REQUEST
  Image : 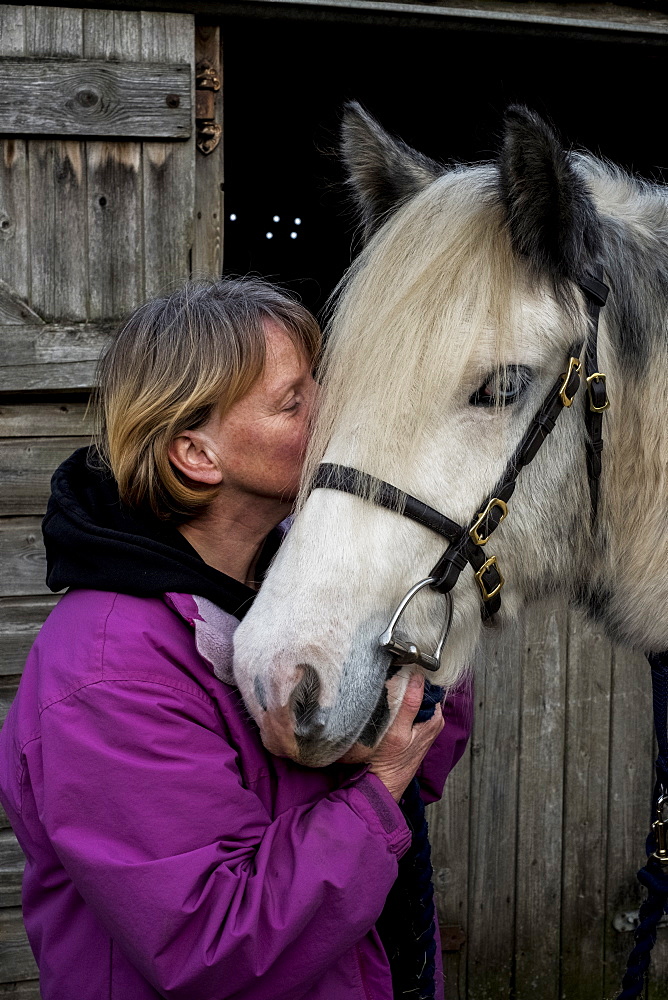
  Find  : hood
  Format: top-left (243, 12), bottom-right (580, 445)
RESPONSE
top-left (42, 447), bottom-right (283, 621)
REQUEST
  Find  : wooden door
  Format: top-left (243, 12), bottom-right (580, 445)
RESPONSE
top-left (0, 7), bottom-right (222, 993)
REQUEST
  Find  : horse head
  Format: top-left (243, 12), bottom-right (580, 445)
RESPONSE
top-left (233, 104), bottom-right (668, 766)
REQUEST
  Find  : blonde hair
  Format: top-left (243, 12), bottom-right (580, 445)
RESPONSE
top-left (95, 277), bottom-right (321, 521)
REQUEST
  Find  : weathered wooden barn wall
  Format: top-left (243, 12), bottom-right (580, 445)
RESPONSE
top-left (0, 4), bottom-right (664, 999)
top-left (430, 608), bottom-right (658, 999)
top-left (0, 6), bottom-right (223, 994)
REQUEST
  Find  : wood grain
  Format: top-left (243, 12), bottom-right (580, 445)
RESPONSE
top-left (0, 437), bottom-right (89, 515)
top-left (560, 612), bottom-right (612, 999)
top-left (0, 10), bottom-right (29, 306)
top-left (0, 58), bottom-right (191, 140)
top-left (0, 401), bottom-right (93, 438)
top-left (0, 908), bottom-right (38, 983)
top-left (0, 518), bottom-right (51, 598)
top-left (26, 8), bottom-right (86, 323)
top-left (84, 9), bottom-right (144, 318)
top-left (467, 621), bottom-right (522, 1000)
top-left (0, 323), bottom-right (113, 391)
top-left (0, 596), bottom-right (60, 676)
top-left (0, 979), bottom-right (41, 997)
top-left (141, 12), bottom-right (195, 297)
top-left (0, 832), bottom-right (24, 909)
top-left (514, 603), bottom-right (567, 1000)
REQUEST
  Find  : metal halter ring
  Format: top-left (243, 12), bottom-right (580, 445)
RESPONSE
top-left (378, 578), bottom-right (453, 673)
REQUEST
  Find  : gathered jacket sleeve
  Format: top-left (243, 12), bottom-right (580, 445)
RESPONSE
top-left (418, 678), bottom-right (473, 804)
top-left (32, 677), bottom-right (411, 1000)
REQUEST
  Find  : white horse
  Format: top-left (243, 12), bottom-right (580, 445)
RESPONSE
top-left (233, 104), bottom-right (668, 767)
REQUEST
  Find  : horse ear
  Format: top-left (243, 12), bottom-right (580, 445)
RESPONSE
top-left (341, 101), bottom-right (443, 241)
top-left (499, 105), bottom-right (601, 285)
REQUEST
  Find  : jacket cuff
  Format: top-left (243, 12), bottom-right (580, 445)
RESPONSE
top-left (344, 773), bottom-right (412, 859)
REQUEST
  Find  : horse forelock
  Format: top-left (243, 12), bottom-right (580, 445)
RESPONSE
top-left (300, 165), bottom-right (581, 505)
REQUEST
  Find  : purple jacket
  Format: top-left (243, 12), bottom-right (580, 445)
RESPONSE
top-left (0, 586), bottom-right (472, 1000)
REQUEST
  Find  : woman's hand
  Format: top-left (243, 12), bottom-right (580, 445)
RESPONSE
top-left (369, 673), bottom-right (444, 802)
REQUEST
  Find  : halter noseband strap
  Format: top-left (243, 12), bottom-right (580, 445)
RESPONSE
top-left (311, 269), bottom-right (610, 628)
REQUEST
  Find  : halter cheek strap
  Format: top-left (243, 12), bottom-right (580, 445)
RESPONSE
top-left (311, 269), bottom-right (610, 621)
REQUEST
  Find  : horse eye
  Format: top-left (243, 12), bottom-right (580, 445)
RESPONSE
top-left (469, 365), bottom-right (532, 407)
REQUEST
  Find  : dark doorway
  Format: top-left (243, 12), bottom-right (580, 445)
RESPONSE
top-left (222, 16), bottom-right (667, 317)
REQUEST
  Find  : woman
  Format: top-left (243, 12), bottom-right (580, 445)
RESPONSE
top-left (0, 277), bottom-right (471, 1000)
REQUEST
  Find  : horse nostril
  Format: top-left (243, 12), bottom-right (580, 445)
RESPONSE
top-left (291, 663), bottom-right (322, 732)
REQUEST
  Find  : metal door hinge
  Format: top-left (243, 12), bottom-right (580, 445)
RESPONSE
top-left (440, 924), bottom-right (466, 952)
top-left (195, 60), bottom-right (221, 155)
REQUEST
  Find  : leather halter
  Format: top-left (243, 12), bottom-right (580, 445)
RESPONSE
top-left (310, 270), bottom-right (609, 669)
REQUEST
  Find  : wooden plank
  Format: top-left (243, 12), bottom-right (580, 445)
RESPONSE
top-left (0, 285), bottom-right (43, 328)
top-left (193, 22), bottom-right (223, 278)
top-left (26, 8), bottom-right (86, 323)
top-left (0, 807), bottom-right (12, 834)
top-left (0, 437), bottom-right (89, 515)
top-left (514, 602), bottom-right (567, 1000)
top-left (141, 12), bottom-right (195, 297)
top-left (603, 646), bottom-right (654, 998)
top-left (0, 677), bottom-right (20, 729)
top-left (0, 323), bottom-right (113, 391)
top-left (0, 401), bottom-right (92, 438)
top-left (0, 832), bottom-right (25, 909)
top-left (428, 736), bottom-right (471, 1000)
top-left (0, 324), bottom-right (112, 366)
top-left (0, 58), bottom-right (191, 140)
top-left (0, 596), bottom-right (60, 676)
top-left (560, 611), bottom-right (612, 999)
top-left (84, 9), bottom-right (143, 319)
top-left (0, 519), bottom-right (51, 598)
top-left (0, 9), bottom-right (29, 305)
top-left (0, 364), bottom-right (99, 393)
top-left (0, 980), bottom-right (41, 998)
top-left (467, 620), bottom-right (522, 1000)
top-left (0, 908), bottom-right (38, 983)
top-left (25, 6), bottom-right (83, 58)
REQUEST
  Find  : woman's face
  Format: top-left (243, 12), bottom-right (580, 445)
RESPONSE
top-left (203, 320), bottom-right (318, 503)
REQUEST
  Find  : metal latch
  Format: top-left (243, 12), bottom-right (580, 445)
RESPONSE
top-left (195, 60), bottom-right (221, 155)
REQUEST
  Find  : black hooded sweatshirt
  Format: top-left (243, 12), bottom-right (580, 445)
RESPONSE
top-left (42, 447), bottom-right (283, 621)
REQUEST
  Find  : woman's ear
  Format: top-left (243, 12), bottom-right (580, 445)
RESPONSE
top-left (168, 431), bottom-right (224, 485)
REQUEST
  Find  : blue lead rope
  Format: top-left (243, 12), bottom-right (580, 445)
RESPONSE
top-left (617, 651), bottom-right (668, 999)
top-left (376, 680), bottom-right (444, 1000)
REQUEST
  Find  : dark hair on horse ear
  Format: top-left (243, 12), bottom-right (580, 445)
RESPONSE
top-left (498, 105), bottom-right (602, 293)
top-left (340, 101), bottom-right (443, 243)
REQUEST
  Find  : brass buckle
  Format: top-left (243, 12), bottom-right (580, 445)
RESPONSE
top-left (559, 356), bottom-right (582, 407)
top-left (469, 498), bottom-right (508, 546)
top-left (586, 372), bottom-right (610, 413)
top-left (474, 555), bottom-right (505, 601)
